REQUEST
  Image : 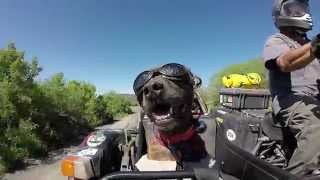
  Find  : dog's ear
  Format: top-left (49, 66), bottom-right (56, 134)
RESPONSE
top-left (136, 94), bottom-right (143, 106)
top-left (185, 68), bottom-right (201, 89)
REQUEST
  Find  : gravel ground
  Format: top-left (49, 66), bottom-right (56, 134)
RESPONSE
top-left (2, 109), bottom-right (140, 180)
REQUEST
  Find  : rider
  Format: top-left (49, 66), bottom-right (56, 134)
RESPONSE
top-left (262, 0), bottom-right (320, 176)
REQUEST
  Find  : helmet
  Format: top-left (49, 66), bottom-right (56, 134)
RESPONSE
top-left (272, 0), bottom-right (313, 31)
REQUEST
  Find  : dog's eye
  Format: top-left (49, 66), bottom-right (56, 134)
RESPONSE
top-left (152, 83), bottom-right (163, 91)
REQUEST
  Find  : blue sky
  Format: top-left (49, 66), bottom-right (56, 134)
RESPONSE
top-left (1, 0), bottom-right (320, 94)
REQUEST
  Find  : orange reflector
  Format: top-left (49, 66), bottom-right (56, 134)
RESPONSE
top-left (61, 156), bottom-right (79, 177)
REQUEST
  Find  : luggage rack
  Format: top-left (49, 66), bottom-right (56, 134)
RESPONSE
top-left (219, 88), bottom-right (271, 110)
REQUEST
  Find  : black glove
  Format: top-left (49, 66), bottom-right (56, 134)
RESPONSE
top-left (311, 34), bottom-right (320, 59)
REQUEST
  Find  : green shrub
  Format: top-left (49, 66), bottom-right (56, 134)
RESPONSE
top-left (103, 91), bottom-right (133, 118)
top-left (0, 43), bottom-right (134, 173)
top-left (0, 160), bottom-right (6, 177)
top-left (0, 43), bottom-right (44, 171)
top-left (0, 120), bottom-right (45, 171)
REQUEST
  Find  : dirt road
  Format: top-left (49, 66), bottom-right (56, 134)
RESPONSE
top-left (3, 111), bottom-right (140, 180)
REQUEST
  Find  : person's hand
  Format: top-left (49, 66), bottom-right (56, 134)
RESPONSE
top-left (311, 34), bottom-right (320, 59)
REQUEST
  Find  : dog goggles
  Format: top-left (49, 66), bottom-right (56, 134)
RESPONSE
top-left (133, 63), bottom-right (193, 96)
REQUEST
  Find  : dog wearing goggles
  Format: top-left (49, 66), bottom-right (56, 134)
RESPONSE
top-left (133, 63), bottom-right (207, 165)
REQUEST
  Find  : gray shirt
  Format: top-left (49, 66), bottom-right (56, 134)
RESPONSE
top-left (262, 33), bottom-right (320, 114)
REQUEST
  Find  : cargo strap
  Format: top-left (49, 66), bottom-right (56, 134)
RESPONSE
top-left (120, 132), bottom-right (136, 171)
top-left (120, 144), bottom-right (131, 171)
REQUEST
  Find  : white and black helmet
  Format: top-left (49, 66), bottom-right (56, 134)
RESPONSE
top-left (272, 0), bottom-right (313, 31)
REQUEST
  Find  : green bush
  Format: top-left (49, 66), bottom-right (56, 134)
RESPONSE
top-left (103, 91), bottom-right (133, 118)
top-left (0, 44), bottom-right (98, 172)
top-left (0, 43), bottom-right (134, 173)
top-left (0, 43), bottom-right (45, 172)
top-left (0, 120), bottom-right (45, 171)
top-left (38, 74), bottom-right (102, 128)
top-left (0, 160), bottom-right (5, 177)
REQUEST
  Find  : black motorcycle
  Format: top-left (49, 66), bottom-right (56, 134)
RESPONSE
top-left (214, 88), bottom-right (320, 179)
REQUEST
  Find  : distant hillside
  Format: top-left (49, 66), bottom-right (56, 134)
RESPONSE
top-left (120, 94), bottom-right (138, 105)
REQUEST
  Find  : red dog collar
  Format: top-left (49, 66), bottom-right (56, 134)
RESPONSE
top-left (157, 126), bottom-right (196, 145)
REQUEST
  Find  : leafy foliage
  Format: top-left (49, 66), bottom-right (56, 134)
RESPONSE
top-left (119, 94), bottom-right (138, 106)
top-left (103, 91), bottom-right (133, 118)
top-left (0, 43), bottom-right (133, 173)
top-left (207, 59), bottom-right (267, 108)
top-left (0, 43), bottom-right (43, 172)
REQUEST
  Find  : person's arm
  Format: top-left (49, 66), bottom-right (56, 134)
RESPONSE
top-left (277, 34), bottom-right (320, 72)
top-left (276, 42), bottom-right (314, 72)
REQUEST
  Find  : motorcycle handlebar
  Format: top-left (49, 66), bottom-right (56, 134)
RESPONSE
top-left (100, 170), bottom-right (196, 180)
top-left (100, 168), bottom-right (222, 180)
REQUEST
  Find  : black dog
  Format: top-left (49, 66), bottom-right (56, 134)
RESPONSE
top-left (134, 63), bottom-right (207, 162)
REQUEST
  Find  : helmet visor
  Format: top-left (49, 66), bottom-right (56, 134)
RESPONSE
top-left (282, 0), bottom-right (310, 17)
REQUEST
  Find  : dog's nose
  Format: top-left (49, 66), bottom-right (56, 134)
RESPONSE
top-left (143, 81), bottom-right (164, 98)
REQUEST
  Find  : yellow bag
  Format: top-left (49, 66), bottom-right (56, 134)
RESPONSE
top-left (222, 73), bottom-right (261, 88)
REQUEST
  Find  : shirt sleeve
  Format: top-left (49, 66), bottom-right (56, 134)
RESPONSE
top-left (262, 36), bottom-right (290, 70)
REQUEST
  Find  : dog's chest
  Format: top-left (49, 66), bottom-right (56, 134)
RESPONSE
top-left (143, 117), bottom-right (216, 158)
top-left (142, 117), bottom-right (217, 170)
top-left (145, 135), bottom-right (211, 169)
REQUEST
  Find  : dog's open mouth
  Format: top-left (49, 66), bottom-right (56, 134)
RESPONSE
top-left (150, 103), bottom-right (173, 125)
top-left (149, 102), bottom-right (186, 127)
